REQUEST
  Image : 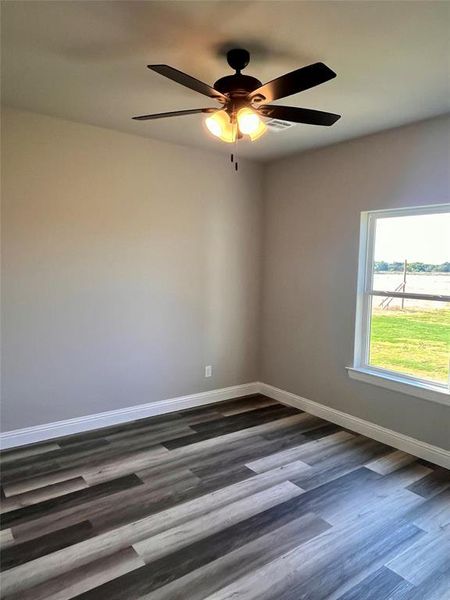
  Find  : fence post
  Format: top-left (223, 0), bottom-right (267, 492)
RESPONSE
top-left (401, 259), bottom-right (407, 309)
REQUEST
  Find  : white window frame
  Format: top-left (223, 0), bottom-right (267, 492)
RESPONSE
top-left (348, 203), bottom-right (450, 406)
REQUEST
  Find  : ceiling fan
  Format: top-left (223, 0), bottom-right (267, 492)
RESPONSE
top-left (133, 48), bottom-right (340, 154)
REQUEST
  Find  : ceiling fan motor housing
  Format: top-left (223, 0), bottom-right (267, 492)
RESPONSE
top-left (213, 74), bottom-right (262, 97)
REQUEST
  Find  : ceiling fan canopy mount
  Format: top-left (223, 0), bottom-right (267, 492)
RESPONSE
top-left (225, 48), bottom-right (250, 73)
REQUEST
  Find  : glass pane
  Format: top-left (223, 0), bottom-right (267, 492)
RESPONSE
top-left (372, 212), bottom-right (450, 296)
top-left (369, 299), bottom-right (450, 385)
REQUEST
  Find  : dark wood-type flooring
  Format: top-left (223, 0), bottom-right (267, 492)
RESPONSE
top-left (0, 395), bottom-right (449, 599)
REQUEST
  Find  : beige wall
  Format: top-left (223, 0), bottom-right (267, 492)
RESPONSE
top-left (261, 115), bottom-right (450, 450)
top-left (1, 108), bottom-right (263, 430)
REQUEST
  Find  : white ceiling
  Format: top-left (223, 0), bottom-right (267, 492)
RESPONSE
top-left (2, 0), bottom-right (449, 161)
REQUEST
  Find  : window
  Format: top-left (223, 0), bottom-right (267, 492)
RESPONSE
top-left (349, 204), bottom-right (450, 405)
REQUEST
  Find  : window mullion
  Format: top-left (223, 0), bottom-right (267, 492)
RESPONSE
top-left (369, 290), bottom-right (450, 302)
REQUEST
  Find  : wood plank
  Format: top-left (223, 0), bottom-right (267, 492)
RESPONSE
top-left (246, 430), bottom-right (355, 472)
top-left (2, 474), bottom-right (143, 532)
top-left (365, 450), bottom-right (417, 475)
top-left (387, 530), bottom-right (450, 585)
top-left (1, 520), bottom-right (94, 570)
top-left (0, 443), bottom-right (61, 463)
top-left (3, 445), bottom-right (168, 495)
top-left (220, 397), bottom-right (278, 416)
top-left (133, 481), bottom-right (303, 562)
top-left (53, 410), bottom-right (210, 446)
top-left (261, 417), bottom-right (331, 441)
top-left (406, 466), bottom-right (450, 498)
top-left (290, 438), bottom-right (395, 491)
top-left (143, 512), bottom-right (331, 600)
top-left (190, 404), bottom-right (297, 435)
top-left (183, 431), bottom-right (310, 480)
top-left (336, 566), bottom-right (413, 600)
top-left (320, 465), bottom-right (432, 526)
top-left (135, 466), bottom-right (200, 488)
top-left (409, 488), bottom-right (450, 533)
top-left (399, 567), bottom-right (450, 600)
top-left (6, 548), bottom-right (145, 600)
top-left (1, 439), bottom-right (111, 482)
top-left (10, 474), bottom-right (203, 542)
top-left (0, 527), bottom-right (15, 549)
top-left (190, 464), bottom-right (254, 489)
top-left (162, 405), bottom-right (299, 450)
top-left (1, 477), bottom-right (88, 512)
top-left (102, 421), bottom-right (194, 443)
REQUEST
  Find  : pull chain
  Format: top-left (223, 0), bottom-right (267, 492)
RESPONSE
top-left (234, 119), bottom-right (238, 172)
top-left (229, 115), bottom-right (239, 172)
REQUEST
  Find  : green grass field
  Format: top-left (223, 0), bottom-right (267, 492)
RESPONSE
top-left (370, 307), bottom-right (450, 383)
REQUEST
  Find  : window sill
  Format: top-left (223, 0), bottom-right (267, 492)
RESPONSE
top-left (347, 367), bottom-right (450, 406)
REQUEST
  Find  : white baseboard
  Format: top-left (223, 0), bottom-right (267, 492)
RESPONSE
top-left (2, 380), bottom-right (449, 469)
top-left (0, 382), bottom-right (260, 450)
top-left (258, 382), bottom-right (450, 469)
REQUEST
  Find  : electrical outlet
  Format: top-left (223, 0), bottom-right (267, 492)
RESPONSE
top-left (205, 365), bottom-right (212, 378)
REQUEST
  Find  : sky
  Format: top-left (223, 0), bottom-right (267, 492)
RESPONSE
top-left (374, 212), bottom-right (450, 264)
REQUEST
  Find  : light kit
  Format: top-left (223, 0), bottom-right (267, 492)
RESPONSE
top-left (205, 107), bottom-right (267, 143)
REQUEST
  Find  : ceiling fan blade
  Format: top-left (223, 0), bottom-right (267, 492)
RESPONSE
top-left (132, 108), bottom-right (216, 121)
top-left (148, 65), bottom-right (227, 102)
top-left (258, 105), bottom-right (341, 126)
top-left (249, 62), bottom-right (336, 103)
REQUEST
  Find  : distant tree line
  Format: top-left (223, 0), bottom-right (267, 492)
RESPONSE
top-left (374, 261), bottom-right (450, 273)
